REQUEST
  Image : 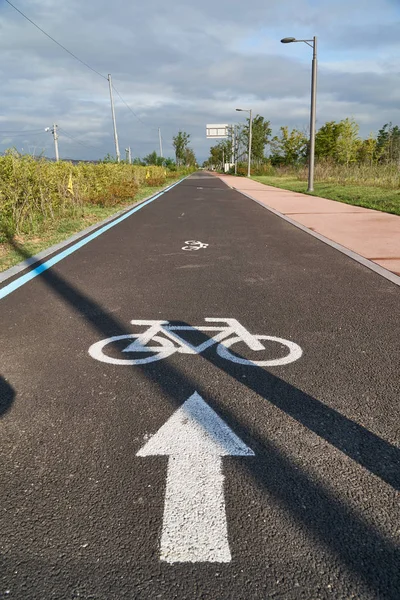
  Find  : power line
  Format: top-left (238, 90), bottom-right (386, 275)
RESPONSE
top-left (112, 84), bottom-right (172, 154)
top-left (4, 0), bottom-right (107, 80)
top-left (111, 84), bottom-right (152, 129)
top-left (5, 0), bottom-right (159, 132)
top-left (4, 1), bottom-right (172, 152)
top-left (58, 127), bottom-right (98, 150)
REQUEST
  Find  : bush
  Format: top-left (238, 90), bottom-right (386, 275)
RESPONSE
top-left (269, 160), bottom-right (400, 189)
top-left (0, 152), bottom-right (173, 237)
top-left (146, 175), bottom-right (166, 186)
top-left (235, 161), bottom-right (276, 177)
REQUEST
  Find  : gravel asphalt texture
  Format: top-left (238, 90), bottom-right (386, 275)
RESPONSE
top-left (0, 172), bottom-right (399, 599)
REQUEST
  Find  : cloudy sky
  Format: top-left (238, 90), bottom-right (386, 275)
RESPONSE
top-left (0, 0), bottom-right (399, 162)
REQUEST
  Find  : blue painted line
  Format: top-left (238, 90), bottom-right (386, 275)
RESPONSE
top-left (0, 177), bottom-right (185, 300)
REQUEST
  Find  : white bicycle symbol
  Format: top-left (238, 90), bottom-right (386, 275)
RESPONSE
top-left (88, 318), bottom-right (303, 367)
top-left (182, 240), bottom-right (209, 251)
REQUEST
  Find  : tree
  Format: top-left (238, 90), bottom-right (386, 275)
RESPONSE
top-left (143, 150), bottom-right (165, 166)
top-left (101, 153), bottom-right (118, 163)
top-left (184, 147), bottom-right (197, 167)
top-left (335, 118), bottom-right (361, 165)
top-left (240, 115), bottom-right (272, 164)
top-left (270, 126), bottom-right (308, 165)
top-left (315, 121), bottom-right (343, 160)
top-left (376, 123), bottom-right (400, 162)
top-left (357, 133), bottom-right (377, 165)
top-left (164, 157), bottom-right (176, 169)
top-left (208, 139), bottom-right (232, 170)
top-left (173, 131), bottom-right (190, 166)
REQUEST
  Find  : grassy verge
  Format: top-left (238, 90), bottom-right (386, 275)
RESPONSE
top-left (251, 176), bottom-right (400, 216)
top-left (0, 181), bottom-right (180, 273)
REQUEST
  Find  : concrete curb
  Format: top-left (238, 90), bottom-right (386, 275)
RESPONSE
top-left (0, 178), bottom-right (183, 285)
top-left (226, 182), bottom-right (400, 288)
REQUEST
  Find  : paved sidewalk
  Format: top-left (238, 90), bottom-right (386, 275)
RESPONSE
top-left (218, 175), bottom-right (400, 279)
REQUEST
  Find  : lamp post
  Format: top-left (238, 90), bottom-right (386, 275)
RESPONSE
top-left (281, 36), bottom-right (317, 192)
top-left (234, 124), bottom-right (238, 175)
top-left (236, 108), bottom-right (253, 177)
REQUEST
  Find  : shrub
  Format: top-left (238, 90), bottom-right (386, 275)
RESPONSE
top-left (269, 160), bottom-right (400, 189)
top-left (0, 152), bottom-right (177, 236)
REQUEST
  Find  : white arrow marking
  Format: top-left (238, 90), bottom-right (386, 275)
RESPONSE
top-left (137, 392), bottom-right (254, 563)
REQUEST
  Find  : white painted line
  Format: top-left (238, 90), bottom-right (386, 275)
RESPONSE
top-left (88, 317), bottom-right (303, 367)
top-left (0, 177), bottom-right (188, 299)
top-left (217, 334), bottom-right (303, 366)
top-left (0, 186), bottom-right (173, 285)
top-left (182, 240), bottom-right (209, 251)
top-left (137, 392), bottom-right (254, 563)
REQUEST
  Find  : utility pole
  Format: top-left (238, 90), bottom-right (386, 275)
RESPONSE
top-left (158, 127), bottom-right (163, 159)
top-left (108, 74), bottom-right (120, 162)
top-left (125, 147), bottom-right (132, 164)
top-left (45, 124), bottom-right (59, 161)
top-left (52, 123), bottom-right (59, 161)
top-left (222, 148), bottom-right (225, 173)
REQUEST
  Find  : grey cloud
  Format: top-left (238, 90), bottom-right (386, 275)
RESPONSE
top-left (0, 0), bottom-right (399, 162)
top-left (330, 22), bottom-right (400, 49)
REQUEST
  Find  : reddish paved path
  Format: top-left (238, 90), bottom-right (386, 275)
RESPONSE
top-left (218, 175), bottom-right (400, 279)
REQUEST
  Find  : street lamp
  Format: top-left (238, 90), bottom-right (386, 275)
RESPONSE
top-left (236, 108), bottom-right (253, 177)
top-left (281, 36), bottom-right (317, 192)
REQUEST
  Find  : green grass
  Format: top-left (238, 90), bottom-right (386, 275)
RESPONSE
top-left (251, 176), bottom-right (400, 216)
top-left (0, 182), bottom-right (179, 273)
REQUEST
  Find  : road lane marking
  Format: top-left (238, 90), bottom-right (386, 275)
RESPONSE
top-left (88, 317), bottom-right (303, 367)
top-left (0, 178), bottom-right (187, 300)
top-left (182, 240), bottom-right (209, 251)
top-left (137, 392), bottom-right (254, 563)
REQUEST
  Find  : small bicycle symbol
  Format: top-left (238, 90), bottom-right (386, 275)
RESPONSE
top-left (88, 318), bottom-right (303, 367)
top-left (182, 240), bottom-right (209, 251)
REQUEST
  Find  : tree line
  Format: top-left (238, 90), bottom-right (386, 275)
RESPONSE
top-left (103, 130), bottom-right (198, 168)
top-left (204, 117), bottom-right (400, 168)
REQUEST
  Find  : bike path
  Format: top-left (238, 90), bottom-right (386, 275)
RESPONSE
top-left (218, 174), bottom-right (400, 281)
top-left (0, 172), bottom-right (399, 599)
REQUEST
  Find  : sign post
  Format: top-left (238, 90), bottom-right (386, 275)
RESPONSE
top-left (206, 124), bottom-right (230, 171)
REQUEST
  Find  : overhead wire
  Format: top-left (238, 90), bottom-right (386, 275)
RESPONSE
top-left (58, 127), bottom-right (99, 150)
top-left (4, 0), bottom-right (170, 152)
top-left (4, 0), bottom-right (107, 81)
top-left (111, 83), bottom-right (158, 131)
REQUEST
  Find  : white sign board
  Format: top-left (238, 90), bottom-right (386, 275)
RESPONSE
top-left (206, 124), bottom-right (229, 139)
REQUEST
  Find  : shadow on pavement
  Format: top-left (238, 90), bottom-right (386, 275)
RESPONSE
top-left (3, 238), bottom-right (400, 598)
top-left (0, 375), bottom-right (15, 417)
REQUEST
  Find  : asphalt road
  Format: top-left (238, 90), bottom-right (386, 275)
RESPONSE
top-left (0, 172), bottom-right (399, 599)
